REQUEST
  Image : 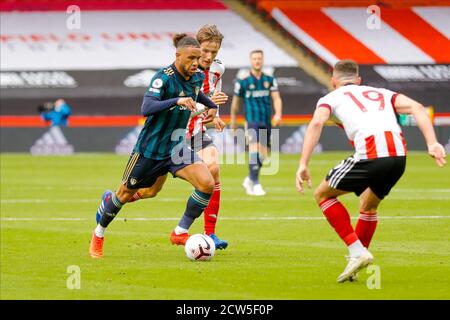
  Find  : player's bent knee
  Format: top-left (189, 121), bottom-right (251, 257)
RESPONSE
top-left (116, 184), bottom-right (135, 203)
top-left (359, 194), bottom-right (381, 213)
top-left (207, 163), bottom-right (220, 181)
top-left (314, 188), bottom-right (327, 204)
top-left (197, 176), bottom-right (215, 194)
top-left (141, 188), bottom-right (159, 199)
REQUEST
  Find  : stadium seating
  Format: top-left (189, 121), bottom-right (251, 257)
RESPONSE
top-left (1, 0), bottom-right (448, 152)
top-left (247, 0), bottom-right (450, 65)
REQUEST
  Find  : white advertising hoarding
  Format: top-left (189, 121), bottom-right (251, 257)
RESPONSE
top-left (1, 10), bottom-right (297, 70)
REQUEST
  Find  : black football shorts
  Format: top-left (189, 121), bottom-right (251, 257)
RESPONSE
top-left (122, 145), bottom-right (202, 189)
top-left (326, 155), bottom-right (406, 199)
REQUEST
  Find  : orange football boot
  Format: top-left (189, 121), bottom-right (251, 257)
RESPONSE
top-left (170, 230), bottom-right (189, 246)
top-left (89, 232), bottom-right (104, 258)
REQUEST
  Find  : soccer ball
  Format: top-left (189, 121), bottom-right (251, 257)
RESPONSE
top-left (184, 234), bottom-right (215, 261)
top-left (191, 103), bottom-right (207, 117)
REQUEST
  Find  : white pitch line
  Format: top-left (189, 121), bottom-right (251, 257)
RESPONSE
top-left (1, 216), bottom-right (449, 222)
top-left (2, 195), bottom-right (450, 204)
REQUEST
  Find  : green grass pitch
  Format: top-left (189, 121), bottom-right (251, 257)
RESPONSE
top-left (1, 152), bottom-right (449, 299)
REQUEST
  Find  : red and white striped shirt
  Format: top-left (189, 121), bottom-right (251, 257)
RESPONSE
top-left (186, 59), bottom-right (225, 138)
top-left (317, 84), bottom-right (407, 159)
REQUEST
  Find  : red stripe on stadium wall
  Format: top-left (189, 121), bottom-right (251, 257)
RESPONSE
top-left (280, 9), bottom-right (385, 64)
top-left (381, 9), bottom-right (450, 63)
top-left (0, 0), bottom-right (227, 11)
top-left (384, 131), bottom-right (398, 157)
top-left (0, 116), bottom-right (47, 128)
top-left (0, 115), bottom-right (315, 127)
top-left (0, 115), bottom-right (143, 127)
top-left (365, 135), bottom-right (378, 159)
top-left (2, 114), bottom-right (448, 128)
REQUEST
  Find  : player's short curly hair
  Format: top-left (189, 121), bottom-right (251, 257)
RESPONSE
top-left (173, 33), bottom-right (200, 48)
top-left (196, 25), bottom-right (224, 45)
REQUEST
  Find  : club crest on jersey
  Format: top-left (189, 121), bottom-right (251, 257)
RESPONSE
top-left (264, 81), bottom-right (270, 89)
top-left (152, 78), bottom-right (163, 89)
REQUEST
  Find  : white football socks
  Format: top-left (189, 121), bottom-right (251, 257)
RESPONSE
top-left (348, 240), bottom-right (367, 258)
top-left (174, 226), bottom-right (188, 235)
top-left (95, 224), bottom-right (106, 238)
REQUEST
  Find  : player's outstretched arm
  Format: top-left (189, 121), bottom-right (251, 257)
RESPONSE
top-left (394, 94), bottom-right (447, 167)
top-left (296, 107), bottom-right (330, 193)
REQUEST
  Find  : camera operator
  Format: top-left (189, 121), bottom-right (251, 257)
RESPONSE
top-left (38, 99), bottom-right (72, 127)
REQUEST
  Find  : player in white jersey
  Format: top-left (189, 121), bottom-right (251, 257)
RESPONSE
top-left (296, 60), bottom-right (446, 283)
top-left (187, 58), bottom-right (225, 139)
top-left (122, 25), bottom-right (230, 250)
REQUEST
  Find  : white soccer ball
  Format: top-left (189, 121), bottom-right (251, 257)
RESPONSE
top-left (191, 103), bottom-right (207, 117)
top-left (184, 234), bottom-right (215, 261)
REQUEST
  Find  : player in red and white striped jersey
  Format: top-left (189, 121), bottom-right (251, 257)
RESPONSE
top-left (126, 25), bottom-right (230, 250)
top-left (296, 60), bottom-right (446, 283)
top-left (187, 57), bottom-right (225, 139)
top-left (317, 84), bottom-right (407, 160)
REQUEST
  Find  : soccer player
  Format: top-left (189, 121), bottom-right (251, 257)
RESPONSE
top-left (89, 34), bottom-right (219, 258)
top-left (123, 25), bottom-right (229, 249)
top-left (230, 49), bottom-right (283, 196)
top-left (296, 60), bottom-right (447, 282)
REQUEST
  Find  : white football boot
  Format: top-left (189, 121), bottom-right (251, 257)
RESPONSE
top-left (242, 177), bottom-right (254, 195)
top-left (337, 251), bottom-right (374, 283)
top-left (252, 183), bottom-right (266, 196)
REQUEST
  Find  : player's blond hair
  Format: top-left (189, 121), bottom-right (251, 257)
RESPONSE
top-left (196, 25), bottom-right (224, 45)
top-left (333, 59), bottom-right (359, 81)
